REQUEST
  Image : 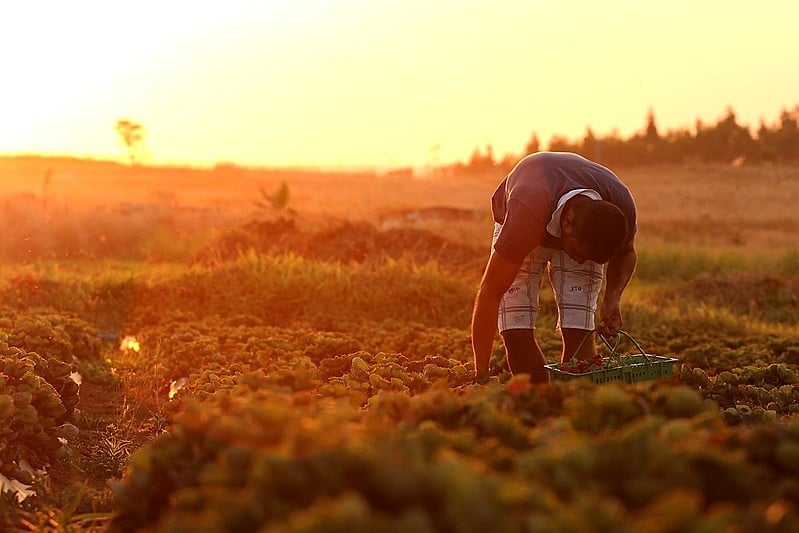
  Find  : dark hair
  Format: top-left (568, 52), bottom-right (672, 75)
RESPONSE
top-left (571, 198), bottom-right (629, 263)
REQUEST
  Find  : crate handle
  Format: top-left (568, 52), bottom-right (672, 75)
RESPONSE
top-left (564, 329), bottom-right (617, 366)
top-left (567, 330), bottom-right (651, 363)
top-left (598, 330), bottom-right (652, 361)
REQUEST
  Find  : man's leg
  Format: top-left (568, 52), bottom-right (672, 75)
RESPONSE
top-left (501, 328), bottom-right (551, 383)
top-left (493, 240), bottom-right (553, 380)
top-left (561, 328), bottom-right (598, 363)
top-left (548, 250), bottom-right (604, 363)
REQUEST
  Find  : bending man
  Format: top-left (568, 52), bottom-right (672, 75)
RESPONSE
top-left (471, 151), bottom-right (638, 383)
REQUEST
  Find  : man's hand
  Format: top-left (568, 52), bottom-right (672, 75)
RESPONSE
top-left (597, 299), bottom-right (622, 338)
top-left (599, 247), bottom-right (636, 338)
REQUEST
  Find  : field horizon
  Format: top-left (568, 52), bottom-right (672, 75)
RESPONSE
top-left (2, 154), bottom-right (797, 254)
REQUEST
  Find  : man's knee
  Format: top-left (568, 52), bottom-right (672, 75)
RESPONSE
top-left (501, 328), bottom-right (537, 354)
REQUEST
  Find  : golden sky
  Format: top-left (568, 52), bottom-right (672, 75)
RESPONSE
top-left (1, 0), bottom-right (798, 169)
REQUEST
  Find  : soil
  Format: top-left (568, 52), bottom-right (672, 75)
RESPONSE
top-left (45, 379), bottom-right (127, 508)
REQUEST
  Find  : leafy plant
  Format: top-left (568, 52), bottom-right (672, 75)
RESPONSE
top-left (255, 181), bottom-right (295, 216)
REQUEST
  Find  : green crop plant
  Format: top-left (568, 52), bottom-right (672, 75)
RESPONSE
top-left (1, 162), bottom-right (798, 530)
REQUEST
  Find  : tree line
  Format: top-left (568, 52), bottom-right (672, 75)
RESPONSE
top-left (459, 104), bottom-right (799, 172)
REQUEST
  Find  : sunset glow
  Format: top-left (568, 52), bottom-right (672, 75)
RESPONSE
top-left (2, 0), bottom-right (798, 169)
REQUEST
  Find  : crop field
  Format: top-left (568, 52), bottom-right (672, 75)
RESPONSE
top-left (0, 156), bottom-right (798, 532)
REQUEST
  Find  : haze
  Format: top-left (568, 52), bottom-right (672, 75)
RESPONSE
top-left (2, 0), bottom-right (797, 169)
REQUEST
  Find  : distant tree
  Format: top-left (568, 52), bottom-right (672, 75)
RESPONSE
top-left (756, 119), bottom-right (779, 162)
top-left (595, 129), bottom-right (625, 166)
top-left (115, 119), bottom-right (146, 164)
top-left (662, 126), bottom-right (695, 163)
top-left (525, 133), bottom-right (540, 154)
top-left (644, 108), bottom-right (659, 142)
top-left (755, 106), bottom-right (799, 163)
top-left (774, 106), bottom-right (799, 162)
top-left (621, 109), bottom-right (663, 165)
top-left (498, 152), bottom-right (519, 172)
top-left (547, 134), bottom-right (578, 153)
top-left (467, 145), bottom-right (496, 173)
top-left (454, 101), bottom-right (799, 171)
top-left (581, 127), bottom-right (600, 163)
top-left (695, 107), bottom-right (754, 163)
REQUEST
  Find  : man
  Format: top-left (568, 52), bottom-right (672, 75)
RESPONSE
top-left (471, 151), bottom-right (637, 383)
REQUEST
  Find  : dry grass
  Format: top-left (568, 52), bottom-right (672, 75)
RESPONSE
top-left (2, 156), bottom-right (797, 256)
top-left (0, 157), bottom-right (492, 219)
top-left (620, 163), bottom-right (799, 251)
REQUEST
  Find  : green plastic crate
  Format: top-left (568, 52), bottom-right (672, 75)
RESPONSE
top-left (545, 331), bottom-right (679, 384)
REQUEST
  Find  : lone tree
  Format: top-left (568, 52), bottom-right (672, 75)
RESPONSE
top-left (115, 119), bottom-right (146, 164)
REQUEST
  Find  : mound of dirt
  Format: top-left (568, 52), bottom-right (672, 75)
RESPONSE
top-left (195, 218), bottom-right (487, 273)
top-left (193, 217), bottom-right (298, 263)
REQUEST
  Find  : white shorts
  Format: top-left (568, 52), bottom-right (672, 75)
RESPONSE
top-left (492, 223), bottom-right (604, 332)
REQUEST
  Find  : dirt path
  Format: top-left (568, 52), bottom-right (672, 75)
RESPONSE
top-left (45, 378), bottom-right (127, 513)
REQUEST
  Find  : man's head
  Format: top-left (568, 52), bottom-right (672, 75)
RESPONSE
top-left (561, 196), bottom-right (629, 264)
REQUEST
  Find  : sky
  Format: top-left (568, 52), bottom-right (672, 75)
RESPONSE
top-left (1, 0), bottom-right (798, 170)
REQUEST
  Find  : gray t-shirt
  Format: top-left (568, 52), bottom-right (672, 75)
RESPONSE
top-left (491, 152), bottom-right (637, 263)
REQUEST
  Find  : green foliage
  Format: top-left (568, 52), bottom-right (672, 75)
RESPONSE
top-left (110, 379), bottom-right (799, 532)
top-left (123, 253), bottom-right (473, 330)
top-left (1, 215), bottom-right (798, 529)
top-left (80, 429), bottom-right (134, 480)
top-left (635, 246), bottom-right (799, 283)
top-left (0, 312), bottom-right (87, 420)
top-left (0, 343), bottom-right (71, 484)
top-left (1, 310), bottom-right (100, 362)
top-left (0, 311), bottom-right (100, 504)
top-left (635, 246), bottom-right (745, 282)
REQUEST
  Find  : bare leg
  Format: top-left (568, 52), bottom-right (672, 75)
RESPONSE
top-left (500, 328), bottom-right (551, 383)
top-left (561, 328), bottom-right (598, 363)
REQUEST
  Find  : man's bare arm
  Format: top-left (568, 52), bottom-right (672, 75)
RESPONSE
top-left (598, 246), bottom-right (637, 337)
top-left (471, 251), bottom-right (522, 379)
